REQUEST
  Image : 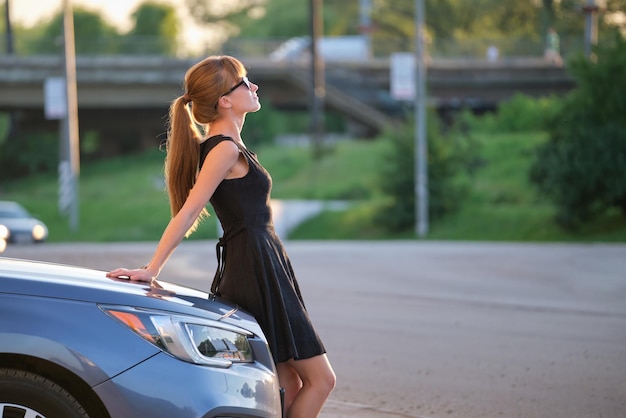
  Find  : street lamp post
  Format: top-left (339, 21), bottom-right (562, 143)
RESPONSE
top-left (4, 0), bottom-right (14, 54)
top-left (309, 0), bottom-right (325, 159)
top-left (582, 0), bottom-right (603, 58)
top-left (359, 0), bottom-right (373, 56)
top-left (415, 0), bottom-right (428, 237)
top-left (4, 0), bottom-right (16, 146)
top-left (62, 0), bottom-right (80, 231)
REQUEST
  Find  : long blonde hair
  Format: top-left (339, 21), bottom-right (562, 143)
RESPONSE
top-left (164, 55), bottom-right (247, 236)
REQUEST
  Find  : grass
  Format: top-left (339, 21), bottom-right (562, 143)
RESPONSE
top-left (1, 133), bottom-right (625, 242)
top-left (260, 139), bottom-right (390, 200)
top-left (428, 131), bottom-right (558, 240)
top-left (2, 149), bottom-right (217, 242)
top-left (426, 132), bottom-right (626, 242)
top-left (290, 131), bottom-right (626, 242)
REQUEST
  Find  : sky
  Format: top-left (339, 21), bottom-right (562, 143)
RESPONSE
top-left (12, 0), bottom-right (146, 30)
top-left (10, 0), bottom-right (217, 53)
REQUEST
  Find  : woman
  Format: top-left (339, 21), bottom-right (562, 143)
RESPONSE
top-left (106, 55), bottom-right (335, 417)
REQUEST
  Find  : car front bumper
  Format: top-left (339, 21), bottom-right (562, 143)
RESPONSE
top-left (93, 350), bottom-right (282, 418)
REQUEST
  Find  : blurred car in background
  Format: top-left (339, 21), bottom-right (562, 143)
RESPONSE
top-left (0, 257), bottom-right (282, 418)
top-left (0, 200), bottom-right (48, 244)
top-left (270, 35), bottom-right (371, 63)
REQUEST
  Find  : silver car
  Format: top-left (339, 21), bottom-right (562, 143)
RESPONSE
top-left (0, 201), bottom-right (48, 244)
top-left (0, 257), bottom-right (282, 418)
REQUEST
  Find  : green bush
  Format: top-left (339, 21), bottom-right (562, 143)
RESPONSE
top-left (0, 132), bottom-right (59, 180)
top-left (0, 113), bottom-right (9, 143)
top-left (531, 124), bottom-right (626, 227)
top-left (461, 93), bottom-right (561, 133)
top-left (242, 103), bottom-right (310, 147)
top-left (375, 111), bottom-right (478, 232)
top-left (530, 34), bottom-right (626, 229)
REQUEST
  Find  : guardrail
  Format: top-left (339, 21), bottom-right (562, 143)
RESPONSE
top-left (0, 35), bottom-right (585, 61)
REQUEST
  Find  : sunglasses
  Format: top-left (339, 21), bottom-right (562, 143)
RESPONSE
top-left (222, 76), bottom-right (251, 97)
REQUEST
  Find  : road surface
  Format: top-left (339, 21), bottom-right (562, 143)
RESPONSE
top-left (4, 241), bottom-right (626, 418)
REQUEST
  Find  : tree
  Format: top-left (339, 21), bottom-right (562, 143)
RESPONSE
top-left (187, 0), bottom-right (360, 40)
top-left (22, 3), bottom-right (182, 56)
top-left (529, 33), bottom-right (626, 229)
top-left (370, 0), bottom-right (547, 56)
top-left (234, 0), bottom-right (310, 38)
top-left (185, 0), bottom-right (626, 57)
top-left (29, 6), bottom-right (121, 55)
top-left (375, 111), bottom-right (477, 232)
top-left (185, 0), bottom-right (266, 38)
top-left (121, 2), bottom-right (178, 55)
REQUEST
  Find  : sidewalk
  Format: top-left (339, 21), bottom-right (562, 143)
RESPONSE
top-left (270, 199), bottom-right (348, 238)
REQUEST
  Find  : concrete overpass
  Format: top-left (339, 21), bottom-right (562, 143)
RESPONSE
top-left (0, 55), bottom-right (574, 147)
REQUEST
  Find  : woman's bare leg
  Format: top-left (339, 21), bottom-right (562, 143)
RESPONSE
top-left (276, 362), bottom-right (303, 413)
top-left (277, 354), bottom-right (336, 418)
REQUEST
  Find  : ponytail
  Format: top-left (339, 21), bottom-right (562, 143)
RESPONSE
top-left (164, 96), bottom-right (208, 236)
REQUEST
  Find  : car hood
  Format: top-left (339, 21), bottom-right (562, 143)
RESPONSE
top-left (0, 218), bottom-right (43, 229)
top-left (0, 257), bottom-right (263, 337)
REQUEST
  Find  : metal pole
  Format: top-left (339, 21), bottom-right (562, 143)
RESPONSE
top-left (415, 0), bottom-right (428, 237)
top-left (309, 0), bottom-right (325, 159)
top-left (359, 0), bottom-right (372, 56)
top-left (4, 0), bottom-right (14, 54)
top-left (583, 0), bottom-right (599, 58)
top-left (63, 0), bottom-right (80, 231)
top-left (4, 0), bottom-right (16, 144)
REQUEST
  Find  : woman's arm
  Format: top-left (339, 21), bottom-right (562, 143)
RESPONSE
top-left (106, 140), bottom-right (241, 282)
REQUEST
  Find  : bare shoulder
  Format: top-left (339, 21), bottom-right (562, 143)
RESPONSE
top-left (207, 138), bottom-right (240, 161)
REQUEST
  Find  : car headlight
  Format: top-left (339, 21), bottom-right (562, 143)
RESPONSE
top-left (100, 306), bottom-right (253, 368)
top-left (0, 225), bottom-right (8, 240)
top-left (32, 224), bottom-right (47, 241)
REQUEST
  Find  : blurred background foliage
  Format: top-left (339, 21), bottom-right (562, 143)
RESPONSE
top-left (530, 34), bottom-right (626, 230)
top-left (0, 0), bottom-right (625, 240)
top-left (1, 0), bottom-right (625, 57)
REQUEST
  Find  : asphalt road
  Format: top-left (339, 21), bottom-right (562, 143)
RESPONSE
top-left (4, 241), bottom-right (626, 418)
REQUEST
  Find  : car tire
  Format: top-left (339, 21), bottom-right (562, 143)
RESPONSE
top-left (0, 368), bottom-right (90, 418)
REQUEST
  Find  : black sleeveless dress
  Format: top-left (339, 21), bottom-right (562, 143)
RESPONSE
top-left (199, 134), bottom-right (326, 363)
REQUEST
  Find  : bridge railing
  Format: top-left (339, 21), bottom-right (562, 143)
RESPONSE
top-left (0, 34), bottom-right (585, 61)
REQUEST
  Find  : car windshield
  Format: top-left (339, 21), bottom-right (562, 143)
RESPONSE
top-left (0, 207), bottom-right (29, 218)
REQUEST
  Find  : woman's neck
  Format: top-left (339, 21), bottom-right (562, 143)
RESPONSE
top-left (208, 116), bottom-right (245, 145)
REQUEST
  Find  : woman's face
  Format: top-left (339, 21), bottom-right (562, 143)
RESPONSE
top-left (220, 76), bottom-right (261, 113)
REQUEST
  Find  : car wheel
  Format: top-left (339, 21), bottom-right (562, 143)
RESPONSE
top-left (0, 369), bottom-right (90, 418)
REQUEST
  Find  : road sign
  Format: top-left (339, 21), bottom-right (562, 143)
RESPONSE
top-left (44, 77), bottom-right (67, 120)
top-left (390, 52), bottom-right (415, 101)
